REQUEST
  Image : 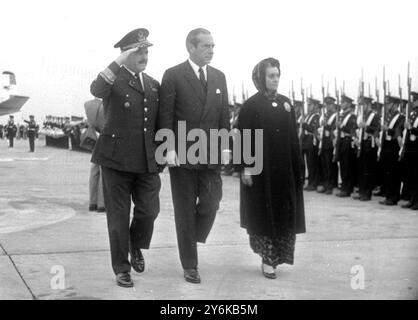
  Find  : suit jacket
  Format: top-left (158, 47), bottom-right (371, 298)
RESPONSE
top-left (159, 61), bottom-right (230, 169)
top-left (90, 62), bottom-right (161, 173)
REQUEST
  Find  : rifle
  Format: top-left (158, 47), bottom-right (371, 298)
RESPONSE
top-left (333, 77), bottom-right (341, 162)
top-left (357, 70), bottom-right (365, 158)
top-left (377, 67), bottom-right (386, 161)
top-left (399, 62), bottom-right (412, 161)
top-left (299, 79), bottom-right (305, 142)
top-left (318, 76), bottom-right (326, 156)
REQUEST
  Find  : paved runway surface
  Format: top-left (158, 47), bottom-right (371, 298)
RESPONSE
top-left (0, 137), bottom-right (417, 300)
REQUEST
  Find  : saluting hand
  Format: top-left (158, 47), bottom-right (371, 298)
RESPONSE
top-left (115, 47), bottom-right (139, 66)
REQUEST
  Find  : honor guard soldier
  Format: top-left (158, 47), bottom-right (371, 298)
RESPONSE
top-left (400, 91), bottom-right (418, 210)
top-left (319, 95), bottom-right (339, 195)
top-left (372, 101), bottom-right (385, 196)
top-left (0, 123), bottom-right (3, 139)
top-left (5, 115), bottom-right (17, 147)
top-left (24, 115), bottom-right (37, 152)
top-left (302, 98), bottom-right (321, 191)
top-left (354, 97), bottom-right (380, 201)
top-left (336, 94), bottom-right (358, 197)
top-left (379, 96), bottom-right (405, 206)
top-left (90, 28), bottom-right (163, 288)
top-left (294, 100), bottom-right (305, 179)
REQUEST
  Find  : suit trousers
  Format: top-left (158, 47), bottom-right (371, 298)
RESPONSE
top-left (101, 166), bottom-right (161, 274)
top-left (89, 163), bottom-right (104, 208)
top-left (169, 167), bottom-right (222, 269)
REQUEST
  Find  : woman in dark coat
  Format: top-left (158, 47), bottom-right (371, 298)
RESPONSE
top-left (236, 57), bottom-right (306, 279)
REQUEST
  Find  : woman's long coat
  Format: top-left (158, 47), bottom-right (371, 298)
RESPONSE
top-left (236, 92), bottom-right (306, 237)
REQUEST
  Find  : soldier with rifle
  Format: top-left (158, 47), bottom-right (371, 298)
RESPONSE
top-left (335, 94), bottom-right (358, 197)
top-left (319, 94), bottom-right (338, 195)
top-left (301, 97), bottom-right (321, 191)
top-left (5, 115), bottom-right (17, 148)
top-left (399, 72), bottom-right (418, 210)
top-left (354, 96), bottom-right (380, 201)
top-left (379, 95), bottom-right (405, 206)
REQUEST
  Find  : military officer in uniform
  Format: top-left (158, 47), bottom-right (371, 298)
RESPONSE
top-left (379, 96), bottom-right (405, 206)
top-left (401, 91), bottom-right (418, 210)
top-left (302, 98), bottom-right (321, 191)
top-left (5, 115), bottom-right (17, 148)
top-left (90, 28), bottom-right (163, 288)
top-left (319, 96), bottom-right (339, 195)
top-left (24, 115), bottom-right (37, 152)
top-left (336, 95), bottom-right (358, 197)
top-left (354, 97), bottom-right (380, 201)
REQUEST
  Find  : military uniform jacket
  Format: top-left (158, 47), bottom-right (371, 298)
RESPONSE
top-left (322, 111), bottom-right (338, 150)
top-left (361, 111), bottom-right (380, 147)
top-left (90, 62), bottom-right (161, 173)
top-left (338, 111), bottom-right (357, 152)
top-left (301, 113), bottom-right (319, 150)
top-left (159, 61), bottom-right (230, 169)
top-left (5, 121), bottom-right (17, 136)
top-left (405, 108), bottom-right (418, 151)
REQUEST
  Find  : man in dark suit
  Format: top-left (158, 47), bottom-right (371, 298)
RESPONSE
top-left (159, 28), bottom-right (230, 284)
top-left (90, 28), bottom-right (162, 288)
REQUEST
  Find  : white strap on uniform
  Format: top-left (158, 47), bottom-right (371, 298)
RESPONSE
top-left (341, 112), bottom-right (352, 128)
top-left (366, 112), bottom-right (376, 126)
top-left (388, 113), bottom-right (400, 130)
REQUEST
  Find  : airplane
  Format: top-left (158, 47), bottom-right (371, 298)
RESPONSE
top-left (0, 71), bottom-right (30, 117)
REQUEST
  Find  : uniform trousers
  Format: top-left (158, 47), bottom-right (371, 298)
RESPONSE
top-left (101, 166), bottom-right (161, 274)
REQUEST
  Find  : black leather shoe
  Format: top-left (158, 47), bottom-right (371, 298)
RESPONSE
top-left (401, 202), bottom-right (413, 209)
top-left (379, 199), bottom-right (397, 206)
top-left (304, 185), bottom-right (316, 191)
top-left (360, 196), bottom-right (371, 201)
top-left (97, 207), bottom-right (106, 213)
top-left (411, 204), bottom-right (418, 210)
top-left (184, 268), bottom-right (201, 284)
top-left (89, 204), bottom-right (98, 211)
top-left (261, 263), bottom-right (276, 279)
top-left (116, 272), bottom-right (133, 288)
top-left (130, 245), bottom-right (145, 273)
top-left (336, 191), bottom-right (350, 198)
top-left (352, 195), bottom-right (362, 200)
top-left (325, 189), bottom-right (333, 195)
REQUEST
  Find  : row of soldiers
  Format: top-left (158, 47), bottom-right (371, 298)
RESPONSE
top-left (43, 115), bottom-right (71, 130)
top-left (294, 91), bottom-right (418, 210)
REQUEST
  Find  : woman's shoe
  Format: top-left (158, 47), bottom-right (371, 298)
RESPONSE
top-left (261, 263), bottom-right (276, 279)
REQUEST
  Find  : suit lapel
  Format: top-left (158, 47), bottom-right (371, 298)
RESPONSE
top-left (182, 61), bottom-right (206, 107)
top-left (200, 66), bottom-right (217, 120)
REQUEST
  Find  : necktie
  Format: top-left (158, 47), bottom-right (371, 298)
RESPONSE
top-left (135, 73), bottom-right (143, 91)
top-left (198, 67), bottom-right (207, 91)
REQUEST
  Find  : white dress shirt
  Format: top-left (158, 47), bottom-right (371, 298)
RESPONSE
top-left (188, 59), bottom-right (207, 81)
top-left (123, 65), bottom-right (144, 88)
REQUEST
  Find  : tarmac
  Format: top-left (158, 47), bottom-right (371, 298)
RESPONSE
top-left (0, 137), bottom-right (417, 300)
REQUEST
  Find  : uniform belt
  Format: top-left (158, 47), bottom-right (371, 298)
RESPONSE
top-left (385, 135), bottom-right (392, 141)
top-left (410, 134), bottom-right (417, 141)
top-left (340, 132), bottom-right (350, 138)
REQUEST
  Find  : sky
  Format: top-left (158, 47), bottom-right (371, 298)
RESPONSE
top-left (0, 0), bottom-right (417, 122)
